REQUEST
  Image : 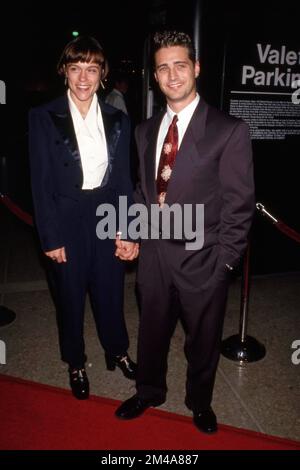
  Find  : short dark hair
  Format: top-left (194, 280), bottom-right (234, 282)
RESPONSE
top-left (57, 36), bottom-right (108, 77)
top-left (152, 31), bottom-right (196, 63)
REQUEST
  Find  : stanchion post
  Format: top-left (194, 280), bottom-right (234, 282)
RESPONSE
top-left (239, 242), bottom-right (250, 343)
top-left (221, 242), bottom-right (266, 363)
top-left (0, 306), bottom-right (16, 327)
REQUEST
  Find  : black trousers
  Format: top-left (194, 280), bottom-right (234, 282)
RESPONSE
top-left (50, 188), bottom-right (129, 368)
top-left (136, 239), bottom-right (229, 412)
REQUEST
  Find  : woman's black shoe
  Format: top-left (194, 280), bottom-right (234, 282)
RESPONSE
top-left (105, 353), bottom-right (137, 380)
top-left (69, 367), bottom-right (89, 400)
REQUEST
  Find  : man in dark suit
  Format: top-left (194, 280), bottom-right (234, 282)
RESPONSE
top-left (115, 31), bottom-right (255, 433)
top-left (29, 36), bottom-right (138, 400)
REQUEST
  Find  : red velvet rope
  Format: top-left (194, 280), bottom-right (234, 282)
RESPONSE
top-left (275, 221), bottom-right (300, 244)
top-left (2, 195), bottom-right (300, 245)
top-left (0, 195), bottom-right (34, 227)
top-left (257, 203), bottom-right (300, 244)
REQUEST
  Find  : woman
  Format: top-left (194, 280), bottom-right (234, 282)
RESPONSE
top-left (29, 36), bottom-right (138, 400)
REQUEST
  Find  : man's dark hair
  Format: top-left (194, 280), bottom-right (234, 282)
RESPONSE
top-left (152, 31), bottom-right (196, 63)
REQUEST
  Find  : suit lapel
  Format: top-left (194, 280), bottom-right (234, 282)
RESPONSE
top-left (99, 101), bottom-right (122, 187)
top-left (164, 100), bottom-right (208, 204)
top-left (144, 110), bottom-right (165, 204)
top-left (49, 95), bottom-right (81, 167)
top-left (48, 95), bottom-right (123, 187)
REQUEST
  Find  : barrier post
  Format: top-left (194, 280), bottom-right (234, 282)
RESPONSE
top-left (0, 306), bottom-right (16, 327)
top-left (221, 242), bottom-right (266, 363)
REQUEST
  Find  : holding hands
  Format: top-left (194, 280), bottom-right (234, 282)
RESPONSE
top-left (115, 234), bottom-right (139, 261)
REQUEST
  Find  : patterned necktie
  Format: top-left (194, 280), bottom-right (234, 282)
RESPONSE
top-left (156, 114), bottom-right (178, 206)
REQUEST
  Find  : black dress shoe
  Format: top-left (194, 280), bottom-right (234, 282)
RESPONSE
top-left (69, 367), bottom-right (89, 400)
top-left (115, 394), bottom-right (165, 420)
top-left (105, 352), bottom-right (137, 380)
top-left (193, 407), bottom-right (218, 434)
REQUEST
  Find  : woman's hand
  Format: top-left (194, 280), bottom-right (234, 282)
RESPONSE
top-left (115, 239), bottom-right (139, 261)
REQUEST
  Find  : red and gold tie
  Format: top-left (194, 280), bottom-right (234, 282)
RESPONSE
top-left (156, 114), bottom-right (178, 206)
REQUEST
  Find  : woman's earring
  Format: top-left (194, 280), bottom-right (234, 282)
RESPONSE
top-left (64, 76), bottom-right (68, 86)
top-left (100, 79), bottom-right (105, 90)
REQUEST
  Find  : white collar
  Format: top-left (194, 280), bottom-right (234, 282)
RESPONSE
top-left (67, 90), bottom-right (99, 132)
top-left (111, 88), bottom-right (123, 97)
top-left (166, 93), bottom-right (200, 123)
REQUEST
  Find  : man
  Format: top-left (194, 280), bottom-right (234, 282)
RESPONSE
top-left (105, 71), bottom-right (129, 115)
top-left (29, 36), bottom-right (138, 400)
top-left (115, 31), bottom-right (255, 433)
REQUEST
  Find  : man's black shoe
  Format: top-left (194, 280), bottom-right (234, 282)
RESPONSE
top-left (193, 407), bottom-right (218, 434)
top-left (105, 352), bottom-right (137, 380)
top-left (69, 367), bottom-right (89, 400)
top-left (115, 394), bottom-right (165, 420)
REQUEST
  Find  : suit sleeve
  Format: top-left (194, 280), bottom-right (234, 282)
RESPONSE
top-left (133, 125), bottom-right (146, 205)
top-left (29, 108), bottom-right (63, 251)
top-left (117, 113), bottom-right (133, 198)
top-left (115, 112), bottom-right (137, 241)
top-left (218, 120), bottom-right (255, 268)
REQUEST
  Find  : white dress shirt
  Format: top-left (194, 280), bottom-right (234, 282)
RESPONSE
top-left (155, 93), bottom-right (200, 176)
top-left (68, 90), bottom-right (108, 189)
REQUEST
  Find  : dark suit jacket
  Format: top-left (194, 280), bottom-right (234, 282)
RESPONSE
top-left (134, 99), bottom-right (255, 272)
top-left (29, 94), bottom-right (133, 252)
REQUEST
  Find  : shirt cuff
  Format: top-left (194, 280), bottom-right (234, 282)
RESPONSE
top-left (225, 263), bottom-right (234, 271)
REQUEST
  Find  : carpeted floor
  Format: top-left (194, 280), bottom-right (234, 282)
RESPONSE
top-left (1, 374), bottom-right (299, 451)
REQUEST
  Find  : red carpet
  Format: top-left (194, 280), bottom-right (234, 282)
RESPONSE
top-left (0, 374), bottom-right (299, 450)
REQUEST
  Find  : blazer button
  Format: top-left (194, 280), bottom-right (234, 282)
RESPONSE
top-left (64, 162), bottom-right (69, 167)
top-left (55, 140), bottom-right (60, 145)
top-left (75, 184), bottom-right (79, 188)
